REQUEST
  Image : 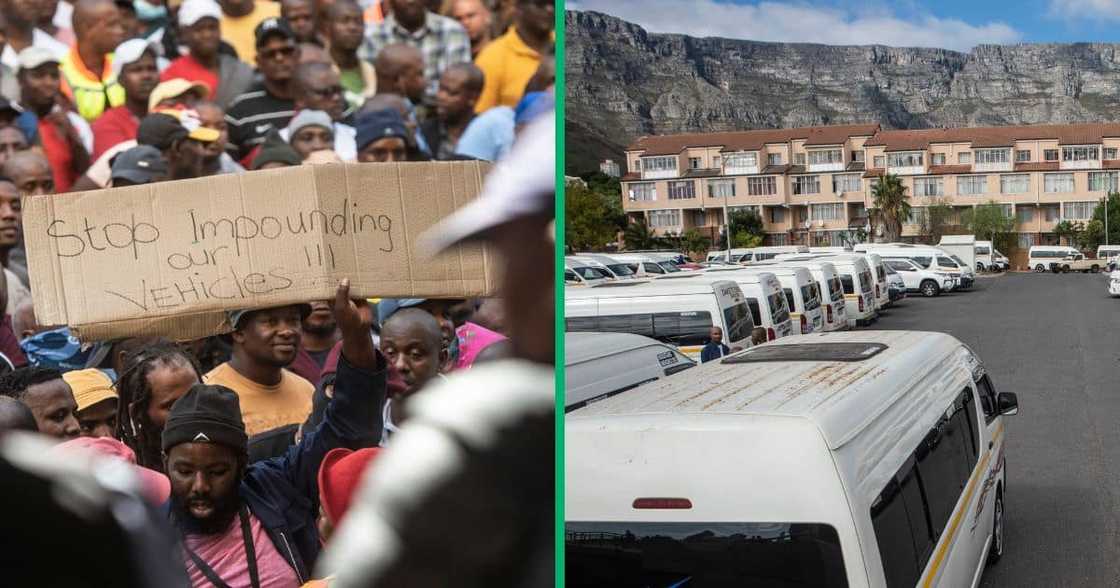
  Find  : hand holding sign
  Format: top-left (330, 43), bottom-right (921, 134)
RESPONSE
top-left (333, 277), bottom-right (378, 370)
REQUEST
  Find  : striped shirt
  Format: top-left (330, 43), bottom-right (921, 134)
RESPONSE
top-left (224, 84), bottom-right (295, 159)
top-left (358, 11), bottom-right (470, 105)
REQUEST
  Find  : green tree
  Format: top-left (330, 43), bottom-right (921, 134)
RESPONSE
top-left (564, 184), bottom-right (618, 251)
top-left (1053, 220), bottom-right (1085, 248)
top-left (871, 174), bottom-right (911, 242)
top-left (1090, 192), bottom-right (1120, 247)
top-left (681, 228), bottom-right (711, 258)
top-left (1080, 219), bottom-right (1105, 251)
top-left (918, 196), bottom-right (955, 245)
top-left (961, 201), bottom-right (1015, 246)
top-left (727, 209), bottom-right (765, 247)
top-left (623, 218), bottom-right (657, 250)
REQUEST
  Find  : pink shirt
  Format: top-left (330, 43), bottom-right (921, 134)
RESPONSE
top-left (455, 322), bottom-right (507, 370)
top-left (183, 510), bottom-right (301, 588)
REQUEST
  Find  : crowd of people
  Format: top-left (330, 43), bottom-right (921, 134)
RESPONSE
top-left (0, 0), bottom-right (555, 585)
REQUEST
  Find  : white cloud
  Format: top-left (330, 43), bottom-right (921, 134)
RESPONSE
top-left (568, 0), bottom-right (1022, 52)
top-left (1048, 0), bottom-right (1120, 21)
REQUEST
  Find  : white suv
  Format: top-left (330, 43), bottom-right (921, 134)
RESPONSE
top-left (882, 257), bottom-right (957, 297)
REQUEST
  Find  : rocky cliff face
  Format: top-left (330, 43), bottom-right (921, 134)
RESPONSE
top-left (566, 10), bottom-right (1120, 174)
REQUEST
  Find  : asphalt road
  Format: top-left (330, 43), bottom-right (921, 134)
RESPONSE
top-left (875, 271), bottom-right (1120, 587)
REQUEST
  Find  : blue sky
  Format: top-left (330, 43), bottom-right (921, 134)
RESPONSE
top-left (568, 0), bottom-right (1120, 51)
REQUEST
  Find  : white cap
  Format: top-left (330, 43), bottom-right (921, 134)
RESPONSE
top-left (16, 46), bottom-right (61, 72)
top-left (111, 38), bottom-right (161, 79)
top-left (178, 0), bottom-right (222, 27)
top-left (419, 112), bottom-right (555, 254)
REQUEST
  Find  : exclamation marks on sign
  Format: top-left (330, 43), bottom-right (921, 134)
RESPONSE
top-left (303, 244), bottom-right (337, 269)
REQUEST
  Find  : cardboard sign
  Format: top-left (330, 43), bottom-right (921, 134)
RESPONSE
top-left (25, 160), bottom-right (497, 340)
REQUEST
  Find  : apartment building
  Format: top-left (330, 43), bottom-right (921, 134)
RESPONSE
top-left (620, 122), bottom-right (1120, 249)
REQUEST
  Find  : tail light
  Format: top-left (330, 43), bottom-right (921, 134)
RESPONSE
top-left (826, 304), bottom-right (833, 323)
top-left (875, 284), bottom-right (880, 298)
top-left (800, 314), bottom-right (808, 334)
top-left (858, 296), bottom-right (865, 312)
top-left (767, 327), bottom-right (776, 341)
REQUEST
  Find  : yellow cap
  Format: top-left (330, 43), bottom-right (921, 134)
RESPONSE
top-left (148, 78), bottom-right (211, 112)
top-left (62, 369), bottom-right (117, 412)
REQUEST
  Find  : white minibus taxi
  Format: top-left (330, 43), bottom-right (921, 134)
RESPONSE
top-left (756, 259), bottom-right (849, 331)
top-left (780, 254), bottom-right (877, 327)
top-left (737, 245), bottom-right (810, 263)
top-left (1097, 245), bottom-right (1120, 264)
top-left (683, 270), bottom-right (795, 341)
top-left (974, 241), bottom-right (1008, 272)
top-left (728, 266), bottom-right (823, 335)
top-left (609, 253), bottom-right (684, 276)
top-left (706, 248), bottom-right (753, 263)
top-left (564, 332), bottom-right (696, 412)
top-left (573, 254), bottom-right (639, 280)
top-left (1027, 245), bottom-right (1080, 273)
top-left (565, 280), bottom-right (754, 360)
top-left (566, 330), bottom-right (1019, 588)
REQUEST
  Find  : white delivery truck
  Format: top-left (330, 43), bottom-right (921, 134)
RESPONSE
top-left (939, 235), bottom-right (977, 274)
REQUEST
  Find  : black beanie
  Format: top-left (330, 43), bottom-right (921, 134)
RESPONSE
top-left (162, 384), bottom-right (248, 454)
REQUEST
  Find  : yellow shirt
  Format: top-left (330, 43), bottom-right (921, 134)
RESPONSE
top-left (474, 27), bottom-right (541, 113)
top-left (205, 362), bottom-right (313, 436)
top-left (220, 0), bottom-right (281, 64)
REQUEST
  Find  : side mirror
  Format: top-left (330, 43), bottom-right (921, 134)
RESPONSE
top-left (997, 392), bottom-right (1019, 416)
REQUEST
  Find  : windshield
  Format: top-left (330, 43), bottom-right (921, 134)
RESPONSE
top-left (659, 262), bottom-right (682, 273)
top-left (949, 254), bottom-right (966, 266)
top-left (801, 283), bottom-right (821, 310)
top-left (571, 266), bottom-right (608, 280)
top-left (912, 256), bottom-right (932, 268)
top-left (937, 256), bottom-right (959, 268)
top-left (976, 246), bottom-right (990, 255)
top-left (566, 521), bottom-right (849, 587)
top-left (607, 264), bottom-right (635, 277)
top-left (883, 264), bottom-right (897, 275)
top-left (768, 291), bottom-right (791, 324)
top-left (828, 277), bottom-right (844, 301)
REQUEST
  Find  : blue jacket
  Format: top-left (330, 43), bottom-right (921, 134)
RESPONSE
top-left (234, 353), bottom-right (385, 583)
top-left (701, 342), bottom-right (730, 363)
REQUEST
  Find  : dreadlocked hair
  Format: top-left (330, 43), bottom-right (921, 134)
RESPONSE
top-left (114, 340), bottom-right (202, 470)
top-left (0, 366), bottom-right (63, 400)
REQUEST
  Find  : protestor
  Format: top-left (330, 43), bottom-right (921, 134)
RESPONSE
top-left (279, 62), bottom-right (357, 159)
top-left (52, 436), bottom-right (172, 504)
top-left (281, 0), bottom-right (319, 44)
top-left (0, 98), bottom-right (24, 128)
top-left (14, 47), bottom-right (93, 193)
top-left (359, 91), bottom-right (429, 154)
top-left (166, 279), bottom-right (384, 585)
top-left (204, 304), bottom-right (315, 437)
top-left (0, 266), bottom-right (25, 368)
top-left (195, 100), bottom-right (246, 174)
top-left (0, 0), bottom-right (69, 93)
top-left (316, 446), bottom-right (382, 541)
top-left (0, 177), bottom-right (32, 300)
top-left (298, 41), bottom-right (332, 65)
top-left (473, 0), bottom-right (552, 112)
top-left (0, 366), bottom-right (80, 439)
top-left (109, 144), bottom-right (168, 185)
top-left (0, 127), bottom-right (29, 168)
top-left (454, 317), bottom-right (506, 370)
top-left (750, 326), bottom-right (767, 346)
top-left (250, 129), bottom-right (303, 169)
top-left (142, 110), bottom-right (222, 180)
top-left (378, 298), bottom-right (458, 368)
top-left (116, 341), bottom-right (202, 472)
top-left (11, 300), bottom-right (41, 340)
top-left (226, 17), bottom-right (299, 159)
top-left (61, 0), bottom-right (127, 121)
top-left (449, 0), bottom-right (492, 59)
top-left (700, 325), bottom-right (730, 363)
top-left (353, 108), bottom-right (423, 162)
top-left (162, 0), bottom-right (255, 108)
top-left (371, 43), bottom-right (425, 114)
top-left (90, 38), bottom-right (161, 160)
top-left (377, 307), bottom-right (445, 439)
top-left (453, 103), bottom-right (512, 161)
top-left (325, 0), bottom-right (375, 113)
top-left (116, 0), bottom-right (147, 39)
top-left (2, 149), bottom-right (54, 196)
top-left (421, 61), bottom-right (482, 159)
top-left (62, 368), bottom-right (118, 438)
top-left (315, 113), bottom-right (554, 587)
top-left (149, 77), bottom-right (211, 111)
top-left (360, 0), bottom-right (470, 106)
top-left (0, 395), bottom-right (37, 432)
top-left (38, 0), bottom-right (76, 45)
top-left (284, 109), bottom-right (334, 160)
top-left (301, 301), bottom-right (340, 370)
top-left (471, 297), bottom-right (505, 334)
top-left (218, 0), bottom-right (282, 63)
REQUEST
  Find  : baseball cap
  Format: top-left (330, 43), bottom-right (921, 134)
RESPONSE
top-left (228, 304), bottom-right (313, 329)
top-left (137, 111), bottom-right (219, 150)
top-left (255, 17), bottom-right (295, 48)
top-left (318, 447), bottom-right (383, 525)
top-left (419, 112), bottom-right (554, 254)
top-left (178, 0), bottom-right (222, 27)
top-left (286, 109), bottom-right (333, 138)
top-left (111, 38), bottom-right (161, 79)
top-left (62, 368), bottom-right (117, 413)
top-left (111, 145), bottom-right (168, 184)
top-left (354, 109), bottom-right (409, 150)
top-left (376, 298), bottom-right (425, 324)
top-left (251, 130), bottom-right (303, 169)
top-left (147, 78), bottom-right (210, 112)
top-left (16, 47), bottom-right (60, 72)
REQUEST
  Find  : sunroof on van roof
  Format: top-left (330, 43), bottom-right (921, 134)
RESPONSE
top-left (724, 342), bottom-right (888, 363)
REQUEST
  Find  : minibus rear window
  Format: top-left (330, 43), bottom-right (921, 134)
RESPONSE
top-left (722, 302), bottom-right (753, 343)
top-left (566, 521), bottom-right (849, 588)
top-left (829, 277), bottom-right (844, 300)
top-left (768, 292), bottom-right (791, 325)
top-left (859, 271), bottom-right (873, 293)
top-left (802, 284), bottom-right (820, 310)
top-left (839, 275), bottom-right (854, 294)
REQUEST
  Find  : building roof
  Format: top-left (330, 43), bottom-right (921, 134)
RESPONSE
top-left (681, 168), bottom-right (721, 178)
top-left (927, 164), bottom-right (973, 176)
top-left (846, 161), bottom-right (865, 172)
top-left (864, 122), bottom-right (1120, 151)
top-left (627, 124), bottom-right (881, 155)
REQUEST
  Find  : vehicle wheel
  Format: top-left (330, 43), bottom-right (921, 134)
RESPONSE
top-left (977, 262), bottom-right (984, 272)
top-left (920, 280), bottom-right (939, 297)
top-left (988, 488), bottom-right (1004, 565)
top-left (1092, 265), bottom-right (1100, 273)
top-left (1035, 264), bottom-right (1045, 272)
top-left (1063, 265), bottom-right (1071, 273)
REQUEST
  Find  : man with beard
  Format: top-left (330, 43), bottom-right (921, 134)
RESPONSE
top-left (115, 341), bottom-right (201, 472)
top-left (376, 307), bottom-right (444, 442)
top-left (165, 278), bottom-right (383, 585)
top-left (204, 303), bottom-right (315, 437)
top-left (90, 38), bottom-right (160, 159)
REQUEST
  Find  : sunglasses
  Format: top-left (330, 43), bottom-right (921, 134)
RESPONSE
top-left (310, 85), bottom-right (344, 98)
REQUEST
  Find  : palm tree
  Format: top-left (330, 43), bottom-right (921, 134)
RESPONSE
top-left (871, 173), bottom-right (911, 243)
top-left (623, 218), bottom-right (657, 250)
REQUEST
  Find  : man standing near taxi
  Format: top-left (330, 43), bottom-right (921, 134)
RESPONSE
top-left (59, 0), bottom-right (127, 121)
top-left (701, 326), bottom-right (731, 363)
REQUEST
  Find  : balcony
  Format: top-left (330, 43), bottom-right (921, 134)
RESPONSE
top-left (1060, 159), bottom-right (1100, 171)
top-left (1060, 146), bottom-right (1100, 171)
top-left (974, 161), bottom-right (1013, 172)
top-left (642, 168), bottom-right (678, 180)
top-left (887, 165), bottom-right (926, 176)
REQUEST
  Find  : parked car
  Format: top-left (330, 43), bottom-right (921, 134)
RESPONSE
top-left (1049, 254), bottom-right (1104, 273)
top-left (881, 257), bottom-right (957, 297)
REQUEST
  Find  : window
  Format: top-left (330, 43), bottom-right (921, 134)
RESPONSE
top-left (871, 457), bottom-right (934, 588)
top-left (667, 180), bottom-right (695, 199)
top-left (567, 311), bottom-right (714, 346)
top-left (708, 179), bottom-right (736, 198)
top-left (839, 274), bottom-right (853, 294)
top-left (974, 148), bottom-right (1010, 164)
top-left (907, 207), bottom-right (928, 225)
top-left (852, 150), bottom-right (865, 162)
top-left (768, 233), bottom-right (789, 246)
top-left (1089, 171), bottom-right (1119, 192)
top-left (1000, 174), bottom-right (1029, 194)
top-left (1015, 149), bottom-right (1031, 162)
top-left (931, 153), bottom-right (946, 165)
top-left (885, 259), bottom-right (915, 272)
top-left (1106, 148), bottom-right (1117, 160)
top-left (873, 155), bottom-right (886, 168)
top-left (688, 157), bottom-right (701, 169)
top-left (1018, 233), bottom-right (1034, 249)
top-left (957, 175), bottom-right (987, 195)
top-left (712, 155), bottom-right (721, 168)
top-left (914, 391), bottom-right (977, 537)
top-left (648, 209), bottom-right (681, 228)
top-left (783, 288), bottom-right (795, 312)
top-left (976, 375), bottom-right (999, 424)
top-left (811, 203), bottom-right (844, 220)
top-left (888, 152), bottom-right (924, 168)
top-left (914, 177), bottom-right (945, 197)
top-left (724, 152), bottom-right (757, 172)
top-left (833, 174), bottom-right (862, 193)
top-left (996, 204), bottom-right (1013, 218)
top-left (563, 269), bottom-right (578, 284)
top-left (769, 207), bottom-right (785, 223)
top-left (729, 205), bottom-right (760, 217)
top-left (628, 182), bottom-right (656, 201)
top-left (792, 175), bottom-right (821, 195)
top-left (1044, 149), bottom-right (1059, 162)
top-left (808, 149), bottom-right (843, 165)
top-left (1062, 145), bottom-right (1099, 161)
top-left (1044, 205), bottom-right (1060, 221)
top-left (1063, 201), bottom-right (1094, 220)
top-left (768, 153), bottom-right (782, 166)
top-left (796, 207), bottom-right (808, 224)
top-left (1044, 173), bottom-right (1074, 193)
top-left (1017, 206), bottom-right (1032, 223)
top-left (748, 176), bottom-right (776, 196)
top-left (794, 153), bottom-right (806, 165)
top-left (912, 256), bottom-right (932, 268)
top-left (641, 155), bottom-right (676, 172)
top-left (958, 152), bottom-right (972, 164)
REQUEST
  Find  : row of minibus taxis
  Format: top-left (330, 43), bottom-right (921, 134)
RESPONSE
top-left (565, 246), bottom-right (1019, 587)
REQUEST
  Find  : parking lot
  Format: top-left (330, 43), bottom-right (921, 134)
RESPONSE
top-left (876, 272), bottom-right (1120, 586)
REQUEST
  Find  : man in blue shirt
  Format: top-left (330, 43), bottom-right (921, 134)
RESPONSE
top-left (700, 326), bottom-right (731, 363)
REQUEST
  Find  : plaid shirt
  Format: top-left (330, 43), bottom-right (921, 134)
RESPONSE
top-left (359, 11), bottom-right (471, 105)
